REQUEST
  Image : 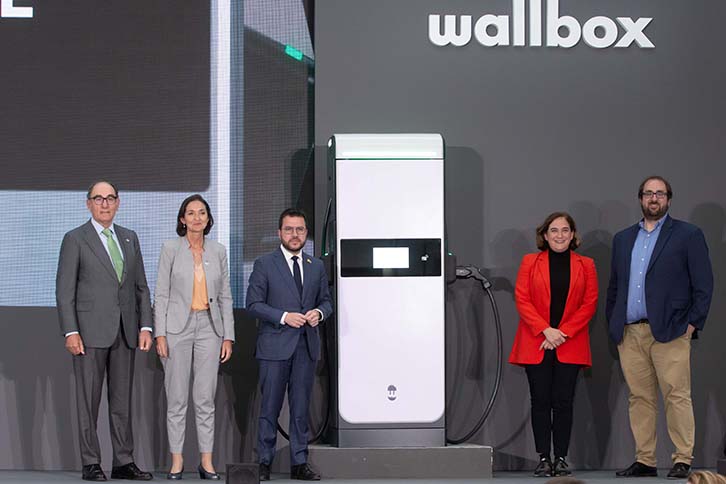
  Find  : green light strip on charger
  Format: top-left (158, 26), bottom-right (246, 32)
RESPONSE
top-left (284, 45), bottom-right (304, 61)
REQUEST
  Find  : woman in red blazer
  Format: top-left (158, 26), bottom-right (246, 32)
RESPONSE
top-left (509, 212), bottom-right (598, 477)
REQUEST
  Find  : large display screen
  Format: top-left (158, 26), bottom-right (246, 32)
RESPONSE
top-left (0, 0), bottom-right (315, 307)
top-left (0, 1), bottom-right (210, 191)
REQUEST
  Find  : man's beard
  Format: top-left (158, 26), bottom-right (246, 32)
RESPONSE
top-left (641, 201), bottom-right (668, 220)
top-left (282, 238), bottom-right (304, 252)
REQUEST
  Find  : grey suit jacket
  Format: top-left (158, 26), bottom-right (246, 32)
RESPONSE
top-left (56, 220), bottom-right (153, 348)
top-left (153, 237), bottom-right (235, 340)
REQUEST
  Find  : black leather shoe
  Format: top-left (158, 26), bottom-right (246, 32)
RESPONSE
top-left (667, 462), bottom-right (691, 479)
top-left (553, 457), bottom-right (572, 476)
top-left (111, 462), bottom-right (154, 480)
top-left (198, 464), bottom-right (220, 480)
top-left (82, 464), bottom-right (107, 481)
top-left (259, 463), bottom-right (271, 481)
top-left (533, 457), bottom-right (553, 477)
top-left (166, 467), bottom-right (183, 480)
top-left (291, 463), bottom-right (321, 481)
top-left (616, 461), bottom-right (658, 477)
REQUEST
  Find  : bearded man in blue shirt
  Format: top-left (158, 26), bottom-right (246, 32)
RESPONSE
top-left (606, 175), bottom-right (713, 479)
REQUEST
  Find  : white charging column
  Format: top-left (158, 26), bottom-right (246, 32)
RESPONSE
top-left (328, 134), bottom-right (445, 447)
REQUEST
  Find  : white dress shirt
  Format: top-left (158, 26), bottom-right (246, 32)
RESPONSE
top-left (91, 218), bottom-right (125, 261)
top-left (279, 244), bottom-right (324, 325)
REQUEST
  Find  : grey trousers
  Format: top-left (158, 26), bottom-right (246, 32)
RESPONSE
top-left (73, 324), bottom-right (135, 467)
top-left (162, 310), bottom-right (222, 453)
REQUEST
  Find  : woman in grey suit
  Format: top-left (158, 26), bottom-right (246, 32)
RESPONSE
top-left (154, 194), bottom-right (235, 480)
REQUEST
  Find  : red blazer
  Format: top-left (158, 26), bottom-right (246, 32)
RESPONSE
top-left (509, 250), bottom-right (598, 367)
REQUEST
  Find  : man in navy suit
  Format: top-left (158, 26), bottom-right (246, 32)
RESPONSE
top-left (606, 176), bottom-right (713, 479)
top-left (246, 208), bottom-right (332, 481)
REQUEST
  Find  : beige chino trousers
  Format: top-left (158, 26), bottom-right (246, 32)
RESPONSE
top-left (617, 323), bottom-right (694, 466)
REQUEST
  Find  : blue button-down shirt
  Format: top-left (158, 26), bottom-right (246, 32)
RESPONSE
top-left (626, 215), bottom-right (668, 323)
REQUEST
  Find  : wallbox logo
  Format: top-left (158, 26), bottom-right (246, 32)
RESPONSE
top-left (1, 0), bottom-right (33, 18)
top-left (429, 0), bottom-right (653, 49)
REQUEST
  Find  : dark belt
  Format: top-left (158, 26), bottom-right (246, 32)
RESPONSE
top-left (629, 318), bottom-right (649, 325)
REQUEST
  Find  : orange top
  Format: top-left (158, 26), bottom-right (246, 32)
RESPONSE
top-left (191, 260), bottom-right (209, 310)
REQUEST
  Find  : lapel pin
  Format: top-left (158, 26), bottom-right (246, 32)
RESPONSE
top-left (306, 258), bottom-right (312, 264)
top-left (125, 238), bottom-right (130, 243)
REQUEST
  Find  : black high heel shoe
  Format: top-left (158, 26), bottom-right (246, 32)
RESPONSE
top-left (198, 464), bottom-right (220, 480)
top-left (166, 466), bottom-right (183, 480)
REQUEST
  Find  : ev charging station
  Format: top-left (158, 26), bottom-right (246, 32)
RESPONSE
top-left (326, 134), bottom-right (446, 447)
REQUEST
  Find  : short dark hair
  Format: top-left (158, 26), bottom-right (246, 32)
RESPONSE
top-left (87, 180), bottom-right (119, 199)
top-left (278, 208), bottom-right (308, 229)
top-left (535, 211), bottom-right (581, 251)
top-left (176, 194), bottom-right (214, 236)
top-left (638, 175), bottom-right (673, 200)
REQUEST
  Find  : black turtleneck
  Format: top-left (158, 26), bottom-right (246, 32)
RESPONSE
top-left (549, 249), bottom-right (571, 328)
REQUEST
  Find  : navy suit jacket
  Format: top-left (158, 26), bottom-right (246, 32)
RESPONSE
top-left (606, 216), bottom-right (713, 344)
top-left (246, 248), bottom-right (333, 361)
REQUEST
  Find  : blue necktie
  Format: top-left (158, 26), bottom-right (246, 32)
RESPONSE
top-left (292, 255), bottom-right (303, 297)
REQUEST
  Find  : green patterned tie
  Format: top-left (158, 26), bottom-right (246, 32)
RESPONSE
top-left (101, 228), bottom-right (124, 282)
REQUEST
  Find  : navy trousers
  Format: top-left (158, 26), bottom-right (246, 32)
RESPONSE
top-left (257, 335), bottom-right (316, 466)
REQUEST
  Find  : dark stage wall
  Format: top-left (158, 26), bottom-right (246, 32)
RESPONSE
top-left (313, 0), bottom-right (726, 471)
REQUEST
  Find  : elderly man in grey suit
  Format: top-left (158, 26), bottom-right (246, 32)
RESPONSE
top-left (247, 208), bottom-right (333, 481)
top-left (56, 181), bottom-right (154, 482)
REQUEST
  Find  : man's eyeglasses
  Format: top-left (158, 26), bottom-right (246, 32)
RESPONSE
top-left (282, 226), bottom-right (307, 235)
top-left (640, 190), bottom-right (668, 200)
top-left (89, 195), bottom-right (118, 205)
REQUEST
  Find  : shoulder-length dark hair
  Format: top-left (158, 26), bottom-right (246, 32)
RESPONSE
top-left (176, 194), bottom-right (214, 236)
top-left (535, 211), bottom-right (580, 251)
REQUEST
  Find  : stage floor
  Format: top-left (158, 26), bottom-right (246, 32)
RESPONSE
top-left (0, 470), bottom-right (709, 483)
